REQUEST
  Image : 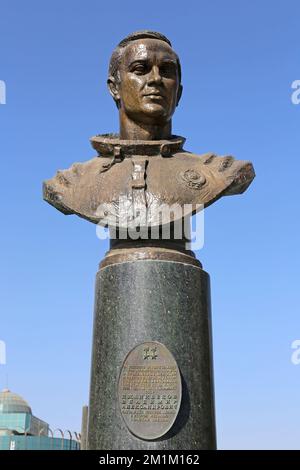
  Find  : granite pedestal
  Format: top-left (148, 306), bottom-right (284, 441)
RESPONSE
top-left (87, 246), bottom-right (216, 450)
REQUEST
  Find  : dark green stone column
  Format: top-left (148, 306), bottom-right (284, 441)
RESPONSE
top-left (87, 246), bottom-right (216, 450)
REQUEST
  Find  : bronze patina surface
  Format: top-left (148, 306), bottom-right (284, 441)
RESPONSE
top-left (43, 31), bottom-right (255, 229)
top-left (118, 341), bottom-right (182, 440)
top-left (43, 30), bottom-right (255, 449)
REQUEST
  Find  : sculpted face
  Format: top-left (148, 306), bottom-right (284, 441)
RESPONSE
top-left (109, 38), bottom-right (182, 126)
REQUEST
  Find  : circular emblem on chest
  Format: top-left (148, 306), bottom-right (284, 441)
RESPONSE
top-left (180, 169), bottom-right (206, 189)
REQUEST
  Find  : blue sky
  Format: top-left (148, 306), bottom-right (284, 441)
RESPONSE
top-left (0, 0), bottom-right (300, 449)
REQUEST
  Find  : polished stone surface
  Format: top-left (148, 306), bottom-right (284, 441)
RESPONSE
top-left (88, 258), bottom-right (216, 450)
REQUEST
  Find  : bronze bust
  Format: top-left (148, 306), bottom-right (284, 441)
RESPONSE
top-left (43, 31), bottom-right (254, 229)
top-left (43, 31), bottom-right (256, 449)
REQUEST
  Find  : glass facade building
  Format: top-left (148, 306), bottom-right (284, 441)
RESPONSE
top-left (0, 435), bottom-right (80, 450)
top-left (0, 389), bottom-right (80, 450)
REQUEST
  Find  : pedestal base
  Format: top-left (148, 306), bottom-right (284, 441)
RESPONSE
top-left (87, 251), bottom-right (216, 450)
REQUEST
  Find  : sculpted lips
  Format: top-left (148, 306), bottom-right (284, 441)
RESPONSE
top-left (143, 90), bottom-right (165, 99)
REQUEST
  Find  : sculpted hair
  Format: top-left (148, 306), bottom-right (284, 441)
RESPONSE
top-left (108, 30), bottom-right (182, 87)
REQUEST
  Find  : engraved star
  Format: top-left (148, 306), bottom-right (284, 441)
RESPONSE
top-left (150, 347), bottom-right (158, 359)
top-left (143, 347), bottom-right (150, 360)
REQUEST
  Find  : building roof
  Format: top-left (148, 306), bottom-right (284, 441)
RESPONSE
top-left (0, 389), bottom-right (32, 414)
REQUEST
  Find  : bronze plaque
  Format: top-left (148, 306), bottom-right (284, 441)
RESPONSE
top-left (118, 341), bottom-right (182, 440)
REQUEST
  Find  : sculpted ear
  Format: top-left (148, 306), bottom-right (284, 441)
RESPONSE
top-left (107, 76), bottom-right (120, 108)
top-left (176, 84), bottom-right (183, 107)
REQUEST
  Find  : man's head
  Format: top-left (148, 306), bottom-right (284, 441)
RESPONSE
top-left (107, 31), bottom-right (183, 127)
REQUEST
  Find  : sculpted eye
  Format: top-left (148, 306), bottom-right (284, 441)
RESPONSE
top-left (160, 63), bottom-right (176, 77)
top-left (133, 64), bottom-right (146, 74)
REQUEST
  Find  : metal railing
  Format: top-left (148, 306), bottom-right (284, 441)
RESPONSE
top-left (0, 426), bottom-right (80, 450)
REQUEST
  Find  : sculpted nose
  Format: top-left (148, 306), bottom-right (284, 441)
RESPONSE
top-left (148, 65), bottom-right (162, 84)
